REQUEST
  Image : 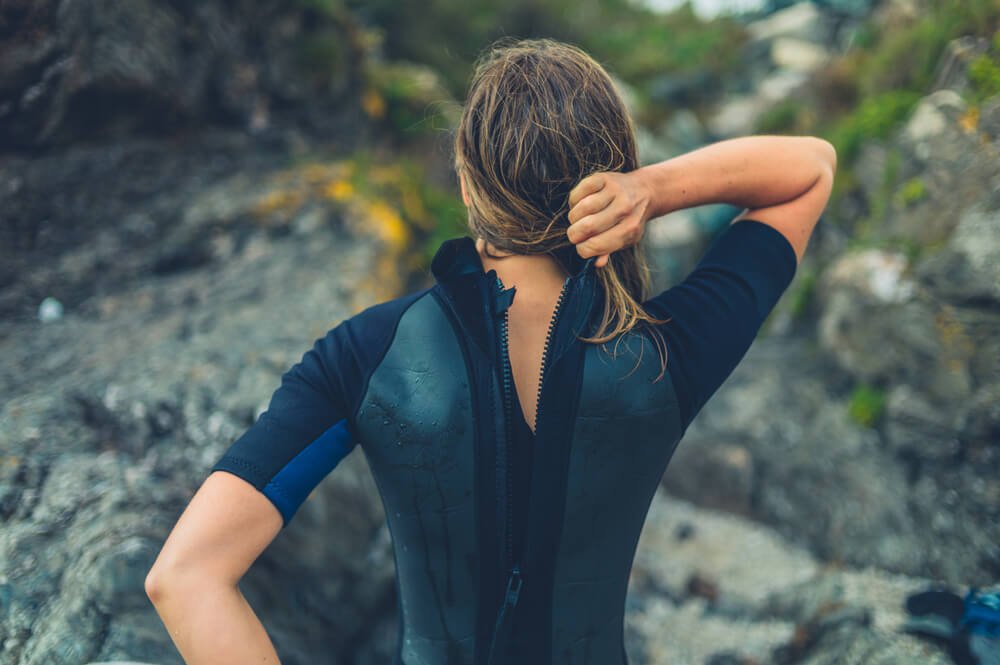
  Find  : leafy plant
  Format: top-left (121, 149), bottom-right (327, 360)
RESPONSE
top-left (828, 91), bottom-right (921, 163)
top-left (848, 384), bottom-right (886, 428)
top-left (896, 177), bottom-right (928, 207)
top-left (969, 52), bottom-right (1000, 102)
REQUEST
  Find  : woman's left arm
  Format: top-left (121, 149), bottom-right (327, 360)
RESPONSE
top-left (145, 471), bottom-right (284, 664)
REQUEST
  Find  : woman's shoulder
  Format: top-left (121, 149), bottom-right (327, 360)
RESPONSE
top-left (637, 218), bottom-right (799, 435)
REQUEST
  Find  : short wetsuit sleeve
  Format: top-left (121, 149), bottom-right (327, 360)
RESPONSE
top-left (643, 219), bottom-right (798, 436)
top-left (209, 323), bottom-right (359, 528)
top-left (208, 287), bottom-right (431, 528)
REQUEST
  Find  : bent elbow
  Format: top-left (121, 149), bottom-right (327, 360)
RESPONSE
top-left (144, 562), bottom-right (195, 604)
top-left (145, 562), bottom-right (237, 606)
top-left (810, 137), bottom-right (837, 176)
top-left (144, 566), bottom-right (167, 604)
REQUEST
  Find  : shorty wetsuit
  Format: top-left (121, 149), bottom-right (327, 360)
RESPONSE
top-left (209, 219), bottom-right (798, 665)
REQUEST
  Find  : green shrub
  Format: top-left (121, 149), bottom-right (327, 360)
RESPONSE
top-left (756, 101), bottom-right (806, 134)
top-left (897, 177), bottom-right (928, 207)
top-left (361, 61), bottom-right (457, 136)
top-left (346, 0), bottom-right (746, 107)
top-left (848, 384), bottom-right (887, 428)
top-left (828, 92), bottom-right (921, 164)
top-left (788, 268), bottom-right (818, 320)
top-left (969, 53), bottom-right (1000, 102)
top-left (860, 0), bottom-right (1000, 97)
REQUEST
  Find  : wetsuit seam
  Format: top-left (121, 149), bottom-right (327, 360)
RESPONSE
top-left (215, 454), bottom-right (269, 487)
top-left (429, 283), bottom-right (491, 664)
top-left (350, 288), bottom-right (432, 427)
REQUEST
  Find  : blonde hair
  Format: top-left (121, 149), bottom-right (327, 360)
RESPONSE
top-left (453, 37), bottom-right (670, 379)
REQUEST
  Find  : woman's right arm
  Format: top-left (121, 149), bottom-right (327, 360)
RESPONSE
top-left (567, 135), bottom-right (837, 265)
top-left (145, 472), bottom-right (285, 664)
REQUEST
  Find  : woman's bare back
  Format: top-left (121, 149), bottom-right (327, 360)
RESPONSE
top-left (479, 245), bottom-right (570, 436)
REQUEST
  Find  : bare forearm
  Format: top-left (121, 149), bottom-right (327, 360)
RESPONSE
top-left (635, 135), bottom-right (836, 217)
top-left (149, 579), bottom-right (281, 664)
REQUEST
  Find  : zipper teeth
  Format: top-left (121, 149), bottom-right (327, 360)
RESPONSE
top-left (534, 278), bottom-right (571, 434)
top-left (495, 276), bottom-right (515, 570)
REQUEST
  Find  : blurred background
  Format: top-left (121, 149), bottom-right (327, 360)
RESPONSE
top-left (1, 0), bottom-right (998, 663)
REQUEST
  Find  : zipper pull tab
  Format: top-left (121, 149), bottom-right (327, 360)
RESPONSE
top-left (504, 564), bottom-right (523, 607)
top-left (494, 284), bottom-right (516, 314)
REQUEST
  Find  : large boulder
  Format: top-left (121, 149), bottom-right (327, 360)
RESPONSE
top-left (626, 491), bottom-right (954, 665)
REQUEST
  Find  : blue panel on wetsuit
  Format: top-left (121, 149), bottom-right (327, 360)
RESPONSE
top-left (263, 418), bottom-right (355, 526)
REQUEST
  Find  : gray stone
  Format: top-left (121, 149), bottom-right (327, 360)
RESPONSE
top-left (771, 38), bottom-right (832, 72)
top-left (747, 2), bottom-right (828, 44)
top-left (917, 204), bottom-right (1000, 305)
top-left (0, 158), bottom-right (395, 665)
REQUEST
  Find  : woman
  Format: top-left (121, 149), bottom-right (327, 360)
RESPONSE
top-left (145, 38), bottom-right (835, 665)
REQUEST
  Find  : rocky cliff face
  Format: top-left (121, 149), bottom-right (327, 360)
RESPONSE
top-left (0, 0), bottom-right (365, 149)
top-left (1, 2), bottom-right (997, 665)
top-left (663, 34), bottom-right (1000, 589)
top-left (0, 155), bottom-right (411, 664)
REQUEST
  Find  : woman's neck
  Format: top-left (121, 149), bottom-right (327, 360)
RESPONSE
top-left (476, 238), bottom-right (570, 290)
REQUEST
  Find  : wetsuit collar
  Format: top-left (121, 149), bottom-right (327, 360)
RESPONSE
top-left (430, 235), bottom-right (603, 356)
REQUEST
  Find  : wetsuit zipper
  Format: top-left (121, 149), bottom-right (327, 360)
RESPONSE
top-left (487, 273), bottom-right (571, 665)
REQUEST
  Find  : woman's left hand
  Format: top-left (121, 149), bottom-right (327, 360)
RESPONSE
top-left (566, 170), bottom-right (654, 268)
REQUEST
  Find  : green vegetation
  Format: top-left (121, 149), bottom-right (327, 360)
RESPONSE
top-left (757, 100), bottom-right (808, 135)
top-left (827, 91), bottom-right (921, 164)
top-left (968, 51), bottom-right (1000, 103)
top-left (787, 268), bottom-right (819, 321)
top-left (292, 0), bottom-right (360, 85)
top-left (755, 0), bottom-right (1000, 237)
top-left (293, 0), bottom-right (1000, 273)
top-left (848, 384), bottom-right (887, 428)
top-left (343, 0), bottom-right (746, 122)
top-left (896, 177), bottom-right (928, 207)
top-left (418, 179), bottom-right (468, 266)
top-left (360, 61), bottom-right (458, 136)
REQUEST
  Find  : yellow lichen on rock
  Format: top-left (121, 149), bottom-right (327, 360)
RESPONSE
top-left (251, 188), bottom-right (308, 221)
top-left (324, 180), bottom-right (355, 202)
top-left (361, 88), bottom-right (387, 119)
top-left (239, 154), bottom-right (448, 310)
top-left (934, 304), bottom-right (975, 376)
top-left (959, 105), bottom-right (979, 134)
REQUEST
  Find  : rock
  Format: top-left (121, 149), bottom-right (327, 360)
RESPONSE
top-left (980, 95), bottom-right (1000, 141)
top-left (931, 36), bottom-right (992, 94)
top-left (850, 142), bottom-right (891, 207)
top-left (37, 297), bottom-right (63, 323)
top-left (662, 442), bottom-right (755, 515)
top-left (771, 38), bottom-right (832, 72)
top-left (917, 204), bottom-right (1000, 305)
top-left (662, 108), bottom-right (707, 152)
top-left (708, 95), bottom-right (770, 137)
top-left (629, 491), bottom-right (955, 665)
top-left (817, 249), bottom-right (975, 401)
top-left (902, 89), bottom-right (966, 147)
top-left (0, 179), bottom-right (397, 664)
top-left (0, 0), bottom-right (363, 148)
top-left (957, 383), bottom-right (1000, 456)
top-left (883, 384), bottom-right (961, 462)
top-left (884, 82), bottom-right (998, 248)
top-left (648, 69), bottom-right (716, 107)
top-left (663, 332), bottom-right (998, 584)
top-left (747, 2), bottom-right (828, 45)
top-left (707, 70), bottom-right (809, 137)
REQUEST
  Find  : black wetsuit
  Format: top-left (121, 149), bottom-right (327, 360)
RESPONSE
top-left (210, 219), bottom-right (798, 665)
